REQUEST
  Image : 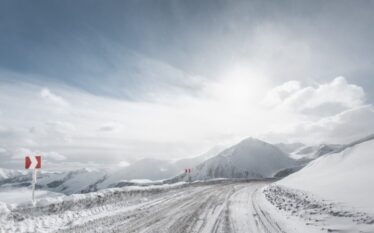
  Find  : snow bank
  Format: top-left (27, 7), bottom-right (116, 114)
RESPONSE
top-left (278, 138), bottom-right (374, 214)
top-left (7, 181), bottom-right (188, 215)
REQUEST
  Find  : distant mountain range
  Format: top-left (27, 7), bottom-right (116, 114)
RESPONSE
top-left (0, 145), bottom-right (225, 194)
top-left (2, 135), bottom-right (370, 195)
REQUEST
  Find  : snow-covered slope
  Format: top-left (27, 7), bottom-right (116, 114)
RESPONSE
top-left (290, 144), bottom-right (343, 160)
top-left (97, 158), bottom-right (179, 189)
top-left (190, 138), bottom-right (297, 180)
top-left (173, 145), bottom-right (226, 171)
top-left (275, 142), bottom-right (305, 154)
top-left (0, 160), bottom-right (183, 194)
top-left (278, 136), bottom-right (374, 214)
top-left (1, 168), bottom-right (108, 195)
top-left (39, 168), bottom-right (107, 194)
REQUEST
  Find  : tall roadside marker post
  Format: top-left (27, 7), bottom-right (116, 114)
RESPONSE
top-left (25, 155), bottom-right (42, 206)
top-left (188, 168), bottom-right (191, 182)
top-left (185, 168), bottom-right (192, 182)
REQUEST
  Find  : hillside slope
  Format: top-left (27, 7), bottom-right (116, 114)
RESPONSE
top-left (278, 135), bottom-right (374, 214)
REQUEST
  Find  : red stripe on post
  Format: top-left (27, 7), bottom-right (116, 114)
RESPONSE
top-left (25, 156), bottom-right (31, 169)
top-left (35, 156), bottom-right (41, 169)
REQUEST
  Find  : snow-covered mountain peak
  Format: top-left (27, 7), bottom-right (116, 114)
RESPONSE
top-left (236, 137), bottom-right (269, 146)
top-left (190, 137), bottom-right (297, 180)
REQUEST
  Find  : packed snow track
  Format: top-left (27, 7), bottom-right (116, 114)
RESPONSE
top-left (3, 181), bottom-right (287, 233)
top-left (64, 181), bottom-right (283, 233)
top-left (59, 182), bottom-right (282, 233)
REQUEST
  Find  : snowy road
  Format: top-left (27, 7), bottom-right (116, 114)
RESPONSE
top-left (54, 181), bottom-right (283, 233)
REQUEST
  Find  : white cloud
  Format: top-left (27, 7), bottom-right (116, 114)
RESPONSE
top-left (44, 151), bottom-right (67, 161)
top-left (11, 148), bottom-right (66, 161)
top-left (12, 148), bottom-right (32, 160)
top-left (40, 88), bottom-right (69, 107)
top-left (45, 121), bottom-right (75, 132)
top-left (118, 160), bottom-right (130, 167)
top-left (265, 105), bottom-right (374, 144)
top-left (0, 75), bottom-right (372, 170)
top-left (263, 77), bottom-right (365, 117)
top-left (0, 148), bottom-right (6, 153)
top-left (262, 80), bottom-right (301, 107)
top-left (262, 77), bottom-right (371, 144)
top-left (98, 122), bottom-right (123, 132)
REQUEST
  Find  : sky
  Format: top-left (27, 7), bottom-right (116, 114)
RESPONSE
top-left (1, 0), bottom-right (374, 170)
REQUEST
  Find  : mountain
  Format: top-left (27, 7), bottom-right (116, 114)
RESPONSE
top-left (275, 142), bottom-right (305, 154)
top-left (0, 160), bottom-right (178, 194)
top-left (0, 168), bottom-right (27, 180)
top-left (173, 145), bottom-right (226, 171)
top-left (278, 134), bottom-right (374, 214)
top-left (290, 143), bottom-right (343, 161)
top-left (0, 146), bottom-right (227, 194)
top-left (39, 168), bottom-right (107, 194)
top-left (97, 158), bottom-right (179, 189)
top-left (0, 168), bottom-right (107, 194)
top-left (188, 138), bottom-right (297, 180)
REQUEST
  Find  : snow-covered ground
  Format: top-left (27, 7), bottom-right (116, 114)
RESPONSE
top-left (1, 136), bottom-right (373, 232)
top-left (279, 137), bottom-right (374, 214)
top-left (260, 136), bottom-right (374, 233)
top-left (262, 185), bottom-right (374, 232)
top-left (0, 181), bottom-right (282, 233)
top-left (1, 179), bottom-right (373, 233)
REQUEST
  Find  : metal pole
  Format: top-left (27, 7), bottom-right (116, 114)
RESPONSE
top-left (32, 168), bottom-right (36, 206)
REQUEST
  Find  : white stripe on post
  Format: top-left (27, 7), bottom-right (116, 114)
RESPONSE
top-left (30, 156), bottom-right (37, 169)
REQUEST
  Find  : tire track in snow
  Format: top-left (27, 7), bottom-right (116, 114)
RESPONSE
top-left (58, 185), bottom-right (214, 233)
top-left (54, 181), bottom-right (281, 233)
top-left (251, 188), bottom-right (285, 233)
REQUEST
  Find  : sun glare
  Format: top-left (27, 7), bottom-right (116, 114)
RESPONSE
top-left (210, 64), bottom-right (268, 113)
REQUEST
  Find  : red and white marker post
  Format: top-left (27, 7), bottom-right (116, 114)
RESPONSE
top-left (25, 155), bottom-right (42, 205)
top-left (185, 168), bottom-right (192, 182)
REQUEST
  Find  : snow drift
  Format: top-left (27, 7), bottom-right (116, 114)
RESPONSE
top-left (278, 135), bottom-right (374, 214)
